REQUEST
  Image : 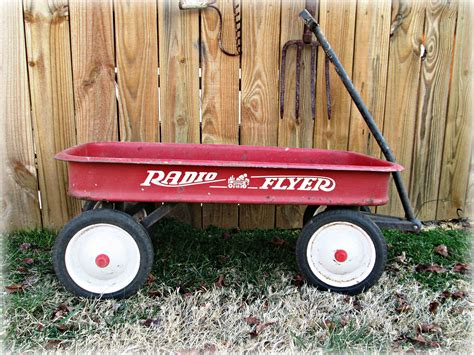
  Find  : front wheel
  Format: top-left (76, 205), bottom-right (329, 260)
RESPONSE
top-left (52, 209), bottom-right (154, 299)
top-left (296, 209), bottom-right (386, 295)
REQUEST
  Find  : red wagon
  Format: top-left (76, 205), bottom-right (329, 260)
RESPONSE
top-left (52, 12), bottom-right (421, 299)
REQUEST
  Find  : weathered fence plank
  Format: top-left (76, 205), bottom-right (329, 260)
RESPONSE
top-left (24, 0), bottom-right (80, 229)
top-left (0, 0), bottom-right (41, 232)
top-left (69, 0), bottom-right (117, 143)
top-left (437, 0), bottom-right (472, 220)
top-left (275, 0), bottom-right (317, 229)
top-left (348, 0), bottom-right (391, 157)
top-left (201, 0), bottom-right (240, 228)
top-left (410, 0), bottom-right (457, 221)
top-left (378, 0), bottom-right (425, 217)
top-left (115, 0), bottom-right (159, 142)
top-left (314, 0), bottom-right (356, 151)
top-left (158, 0), bottom-right (201, 227)
top-left (240, 0), bottom-right (281, 229)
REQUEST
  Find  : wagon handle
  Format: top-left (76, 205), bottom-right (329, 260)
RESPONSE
top-left (299, 10), bottom-right (421, 231)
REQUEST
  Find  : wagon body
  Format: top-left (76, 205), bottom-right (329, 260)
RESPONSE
top-left (56, 142), bottom-right (402, 206)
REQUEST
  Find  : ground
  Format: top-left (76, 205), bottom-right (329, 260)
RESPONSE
top-left (1, 218), bottom-right (472, 352)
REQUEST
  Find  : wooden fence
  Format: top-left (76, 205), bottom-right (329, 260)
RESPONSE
top-left (1, 0), bottom-right (472, 232)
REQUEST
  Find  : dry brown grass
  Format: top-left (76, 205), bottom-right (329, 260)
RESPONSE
top-left (4, 273), bottom-right (472, 352)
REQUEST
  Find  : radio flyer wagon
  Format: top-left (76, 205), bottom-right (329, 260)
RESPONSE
top-left (52, 11), bottom-right (421, 299)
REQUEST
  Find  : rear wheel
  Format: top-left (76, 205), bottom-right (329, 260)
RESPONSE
top-left (52, 209), bottom-right (154, 299)
top-left (296, 209), bottom-right (386, 295)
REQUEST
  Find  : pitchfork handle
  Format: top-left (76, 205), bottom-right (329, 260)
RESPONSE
top-left (299, 10), bottom-right (420, 229)
top-left (302, 0), bottom-right (316, 43)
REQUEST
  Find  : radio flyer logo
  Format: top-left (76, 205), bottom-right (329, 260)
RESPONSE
top-left (141, 170), bottom-right (336, 192)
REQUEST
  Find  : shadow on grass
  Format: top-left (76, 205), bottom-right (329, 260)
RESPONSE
top-left (150, 218), bottom-right (300, 293)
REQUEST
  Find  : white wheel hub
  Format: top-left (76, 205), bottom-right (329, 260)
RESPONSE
top-left (306, 221), bottom-right (376, 287)
top-left (65, 223), bottom-right (141, 294)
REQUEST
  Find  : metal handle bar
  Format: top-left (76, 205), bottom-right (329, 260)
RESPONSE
top-left (299, 10), bottom-right (421, 230)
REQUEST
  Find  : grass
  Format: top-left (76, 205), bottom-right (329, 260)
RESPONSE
top-left (2, 218), bottom-right (472, 352)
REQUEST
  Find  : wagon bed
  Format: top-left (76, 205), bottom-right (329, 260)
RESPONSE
top-left (56, 142), bottom-right (402, 206)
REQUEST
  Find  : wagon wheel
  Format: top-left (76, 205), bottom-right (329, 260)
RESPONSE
top-left (303, 205), bottom-right (371, 226)
top-left (52, 209), bottom-right (154, 299)
top-left (83, 200), bottom-right (155, 222)
top-left (296, 209), bottom-right (386, 295)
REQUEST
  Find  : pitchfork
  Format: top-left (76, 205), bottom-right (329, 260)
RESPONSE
top-left (279, 0), bottom-right (332, 122)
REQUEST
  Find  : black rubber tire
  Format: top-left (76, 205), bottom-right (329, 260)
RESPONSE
top-left (296, 209), bottom-right (387, 295)
top-left (303, 205), bottom-right (371, 226)
top-left (52, 209), bottom-right (154, 299)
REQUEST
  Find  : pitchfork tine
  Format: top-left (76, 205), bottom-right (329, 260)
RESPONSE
top-left (295, 44), bottom-right (302, 122)
top-left (279, 42), bottom-right (290, 119)
top-left (325, 55), bottom-right (332, 120)
top-left (310, 45), bottom-right (317, 120)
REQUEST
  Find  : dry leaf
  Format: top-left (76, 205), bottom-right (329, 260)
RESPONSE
top-left (271, 237), bottom-right (286, 247)
top-left (20, 243), bottom-right (32, 251)
top-left (255, 321), bottom-right (276, 333)
top-left (395, 293), bottom-right (411, 313)
top-left (45, 340), bottom-right (62, 350)
top-left (221, 232), bottom-right (231, 240)
top-left (434, 245), bottom-right (448, 257)
top-left (352, 299), bottom-right (363, 312)
top-left (452, 263), bottom-right (469, 273)
top-left (147, 273), bottom-right (156, 285)
top-left (293, 274), bottom-right (305, 288)
top-left (5, 284), bottom-right (24, 293)
top-left (215, 275), bottom-right (225, 288)
top-left (56, 324), bottom-right (68, 332)
top-left (451, 291), bottom-right (468, 299)
top-left (23, 258), bottom-right (34, 265)
top-left (408, 334), bottom-right (441, 348)
top-left (16, 266), bottom-right (27, 273)
top-left (203, 343), bottom-right (216, 352)
top-left (440, 290), bottom-right (452, 300)
top-left (141, 318), bottom-right (161, 328)
top-left (415, 264), bottom-right (445, 273)
top-left (243, 316), bottom-right (260, 326)
top-left (417, 323), bottom-right (442, 334)
top-left (148, 290), bottom-right (162, 298)
top-left (339, 317), bottom-right (349, 327)
top-left (51, 303), bottom-right (72, 320)
top-left (429, 300), bottom-right (440, 314)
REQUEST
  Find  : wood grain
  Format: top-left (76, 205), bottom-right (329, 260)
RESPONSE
top-left (436, 0), bottom-right (472, 220)
top-left (158, 0), bottom-right (201, 227)
top-left (0, 0), bottom-right (41, 232)
top-left (276, 0), bottom-right (316, 229)
top-left (24, 0), bottom-right (80, 229)
top-left (348, 0), bottom-right (391, 157)
top-left (377, 0), bottom-right (425, 217)
top-left (313, 0), bottom-right (356, 151)
top-left (240, 0), bottom-right (281, 230)
top-left (69, 0), bottom-right (117, 143)
top-left (115, 0), bottom-right (159, 142)
top-left (201, 0), bottom-right (240, 228)
top-left (410, 0), bottom-right (457, 221)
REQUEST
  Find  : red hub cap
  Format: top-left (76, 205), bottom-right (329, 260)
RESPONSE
top-left (334, 249), bottom-right (348, 262)
top-left (95, 254), bottom-right (110, 268)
